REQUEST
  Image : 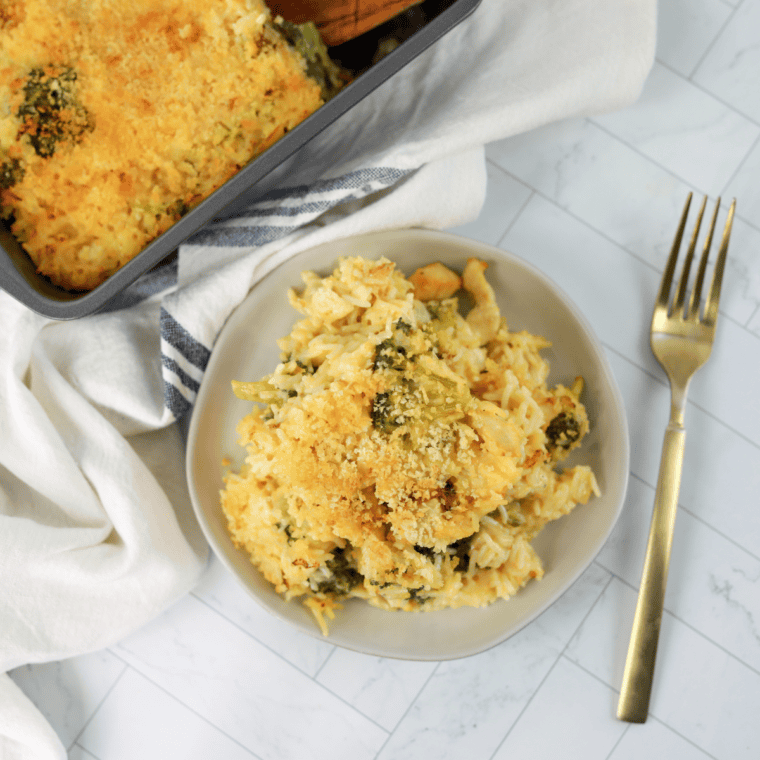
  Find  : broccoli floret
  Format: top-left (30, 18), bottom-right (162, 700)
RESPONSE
top-left (373, 338), bottom-right (407, 371)
top-left (164, 199), bottom-right (190, 219)
top-left (371, 391), bottom-right (404, 433)
top-left (294, 359), bottom-right (316, 375)
top-left (278, 521), bottom-right (295, 543)
top-left (272, 20), bottom-right (348, 101)
top-left (17, 66), bottom-right (93, 158)
top-left (545, 411), bottom-right (581, 453)
top-left (407, 586), bottom-right (428, 604)
top-left (311, 547), bottom-right (363, 597)
top-left (372, 321), bottom-right (413, 372)
top-left (0, 156), bottom-right (24, 189)
top-left (448, 536), bottom-right (472, 573)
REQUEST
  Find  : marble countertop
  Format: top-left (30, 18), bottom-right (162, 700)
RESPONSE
top-left (9, 1), bottom-right (760, 758)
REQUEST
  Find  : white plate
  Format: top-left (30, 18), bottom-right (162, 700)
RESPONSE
top-left (185, 228), bottom-right (630, 660)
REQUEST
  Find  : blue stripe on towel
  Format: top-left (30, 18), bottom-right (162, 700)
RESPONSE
top-left (159, 308), bottom-right (211, 371)
top-left (160, 165), bottom-right (410, 418)
top-left (261, 167), bottom-right (408, 200)
top-left (188, 224), bottom-right (301, 248)
top-left (159, 307), bottom-right (211, 417)
top-left (161, 354), bottom-right (201, 394)
top-left (164, 382), bottom-right (193, 420)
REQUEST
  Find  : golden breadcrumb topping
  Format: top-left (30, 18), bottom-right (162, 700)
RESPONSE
top-left (221, 256), bottom-right (600, 634)
top-left (0, 0), bottom-right (323, 290)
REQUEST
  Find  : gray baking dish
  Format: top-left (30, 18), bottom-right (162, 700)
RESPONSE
top-left (0, 0), bottom-right (481, 319)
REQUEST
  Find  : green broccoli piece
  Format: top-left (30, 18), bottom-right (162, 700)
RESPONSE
top-left (448, 536), bottom-right (472, 573)
top-left (17, 66), bottom-right (93, 158)
top-left (0, 155), bottom-right (24, 189)
top-left (271, 20), bottom-right (348, 101)
top-left (371, 391), bottom-right (404, 433)
top-left (311, 547), bottom-right (363, 597)
top-left (545, 411), bottom-right (582, 453)
top-left (373, 338), bottom-right (408, 371)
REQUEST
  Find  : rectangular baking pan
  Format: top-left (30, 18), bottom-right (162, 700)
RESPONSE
top-left (0, 0), bottom-right (481, 320)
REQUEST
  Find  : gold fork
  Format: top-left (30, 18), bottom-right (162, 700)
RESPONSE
top-left (617, 193), bottom-right (736, 723)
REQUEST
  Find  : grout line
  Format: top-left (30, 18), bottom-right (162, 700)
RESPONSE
top-left (720, 131), bottom-right (760, 197)
top-left (652, 56), bottom-right (760, 132)
top-left (497, 167), bottom-right (760, 343)
top-left (588, 117), bottom-right (760, 219)
top-left (486, 571), bottom-right (617, 760)
top-left (667, 55), bottom-right (760, 132)
top-left (549, 109), bottom-right (760, 239)
top-left (372, 661), bottom-right (442, 759)
top-left (73, 742), bottom-right (103, 760)
top-left (313, 644), bottom-right (336, 680)
top-left (117, 593), bottom-right (390, 739)
top-left (604, 723), bottom-right (631, 760)
top-left (567, 656), bottom-right (721, 760)
top-left (486, 657), bottom-right (562, 759)
top-left (619, 468), bottom-right (760, 564)
top-left (189, 591), bottom-right (335, 681)
top-left (746, 302), bottom-right (760, 331)
top-left (68, 665), bottom-right (128, 754)
top-left (495, 186), bottom-right (536, 250)
top-left (97, 661), bottom-right (266, 760)
top-left (687, 3), bottom-right (741, 82)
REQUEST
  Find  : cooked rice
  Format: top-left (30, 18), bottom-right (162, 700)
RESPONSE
top-left (0, 0), bottom-right (324, 291)
top-left (220, 256), bottom-right (600, 634)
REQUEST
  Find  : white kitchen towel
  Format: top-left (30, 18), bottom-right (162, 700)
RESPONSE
top-left (0, 1), bottom-right (656, 757)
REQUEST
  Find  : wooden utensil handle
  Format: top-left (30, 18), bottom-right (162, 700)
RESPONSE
top-left (269, 1), bottom-right (422, 46)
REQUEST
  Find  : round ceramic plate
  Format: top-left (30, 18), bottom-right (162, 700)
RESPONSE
top-left (185, 228), bottom-right (630, 660)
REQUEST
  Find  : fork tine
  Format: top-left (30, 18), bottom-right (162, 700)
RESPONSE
top-left (702, 198), bottom-right (736, 326)
top-left (687, 197), bottom-right (720, 319)
top-left (674, 195), bottom-right (707, 316)
top-left (654, 192), bottom-right (693, 318)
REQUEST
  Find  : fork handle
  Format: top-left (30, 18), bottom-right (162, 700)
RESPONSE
top-left (617, 424), bottom-right (685, 723)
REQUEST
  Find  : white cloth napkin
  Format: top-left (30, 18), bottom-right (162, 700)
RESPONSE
top-left (0, 1), bottom-right (655, 757)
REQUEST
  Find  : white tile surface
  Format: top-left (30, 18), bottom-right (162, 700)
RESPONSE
top-left (566, 578), bottom-right (760, 760)
top-left (593, 61), bottom-right (760, 192)
top-left (374, 564), bottom-right (611, 760)
top-left (656, 0), bottom-right (733, 77)
top-left (112, 594), bottom-right (388, 760)
top-left (491, 657), bottom-right (625, 760)
top-left (8, 5), bottom-right (760, 759)
top-left (597, 475), bottom-right (760, 671)
top-left (76, 668), bottom-right (260, 760)
top-left (608, 719), bottom-right (715, 760)
top-left (8, 651), bottom-right (125, 752)
top-left (446, 162), bottom-right (532, 247)
top-left (192, 552), bottom-right (335, 677)
top-left (315, 649), bottom-right (437, 731)
top-left (692, 0), bottom-right (760, 123)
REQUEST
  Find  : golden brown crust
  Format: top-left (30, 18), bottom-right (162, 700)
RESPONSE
top-left (220, 257), bottom-right (600, 632)
top-left (0, 0), bottom-right (323, 290)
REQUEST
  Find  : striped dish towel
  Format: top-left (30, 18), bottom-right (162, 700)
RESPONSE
top-left (157, 164), bottom-right (415, 419)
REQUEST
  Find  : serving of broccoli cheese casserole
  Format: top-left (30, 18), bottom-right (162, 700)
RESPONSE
top-left (220, 256), bottom-right (600, 635)
top-left (0, 0), bottom-right (338, 291)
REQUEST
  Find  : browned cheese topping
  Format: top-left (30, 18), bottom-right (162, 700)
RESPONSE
top-left (220, 256), bottom-right (600, 634)
top-left (0, 0), bottom-right (324, 290)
